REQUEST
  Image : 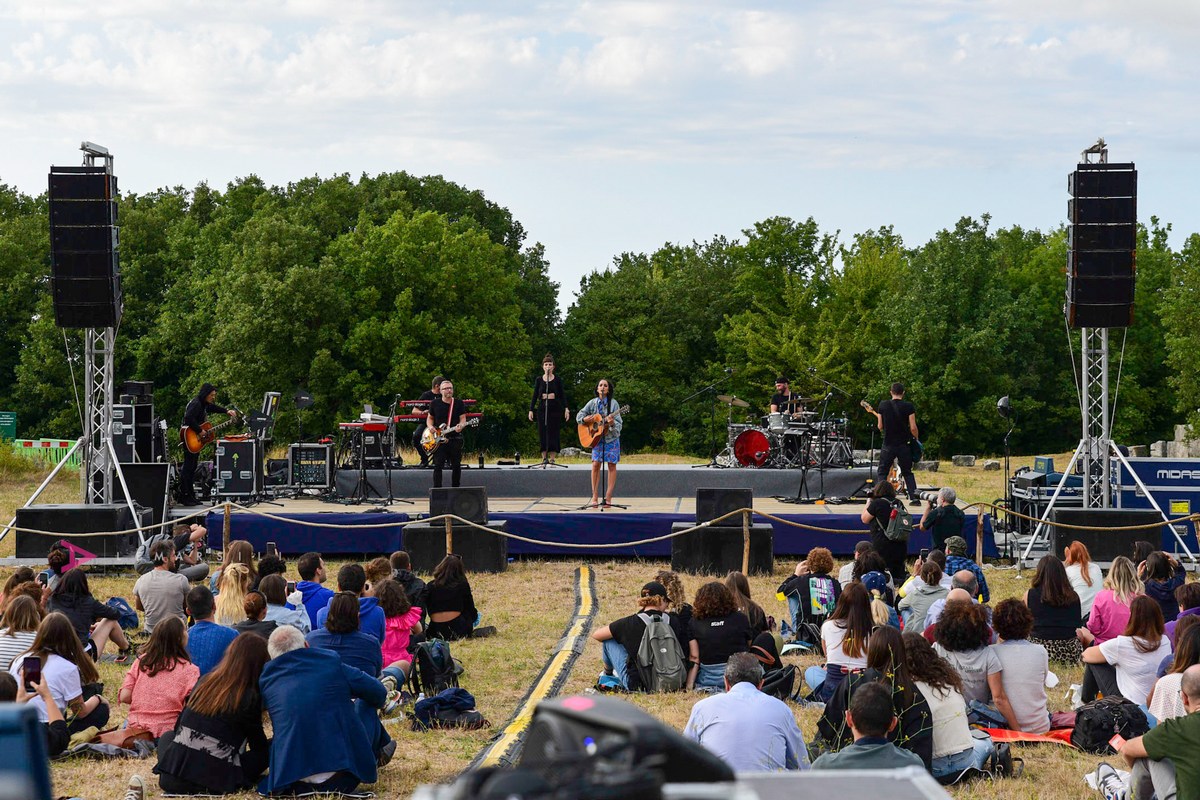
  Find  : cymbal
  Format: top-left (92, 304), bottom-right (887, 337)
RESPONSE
top-left (796, 397), bottom-right (821, 404)
top-left (717, 394), bottom-right (750, 408)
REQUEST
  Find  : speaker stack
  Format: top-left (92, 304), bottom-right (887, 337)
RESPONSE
top-left (671, 488), bottom-right (773, 576)
top-left (1049, 507), bottom-right (1164, 564)
top-left (1067, 162), bottom-right (1137, 328)
top-left (403, 488), bottom-right (508, 573)
top-left (48, 167), bottom-right (122, 329)
top-left (14, 504), bottom-right (149, 559)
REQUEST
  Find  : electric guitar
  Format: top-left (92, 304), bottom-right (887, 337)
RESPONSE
top-left (420, 417), bottom-right (480, 455)
top-left (180, 414), bottom-right (242, 454)
top-left (578, 404), bottom-right (630, 448)
top-left (860, 400), bottom-right (923, 483)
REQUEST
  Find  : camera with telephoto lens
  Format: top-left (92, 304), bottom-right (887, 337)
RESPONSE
top-left (919, 490), bottom-right (940, 503)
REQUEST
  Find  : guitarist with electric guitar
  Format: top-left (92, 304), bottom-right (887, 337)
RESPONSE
top-left (426, 379), bottom-right (471, 488)
top-left (575, 379), bottom-right (627, 508)
top-left (178, 383), bottom-right (239, 505)
top-left (860, 382), bottom-right (921, 505)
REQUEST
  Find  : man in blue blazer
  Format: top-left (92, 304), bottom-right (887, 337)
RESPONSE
top-left (259, 625), bottom-right (394, 796)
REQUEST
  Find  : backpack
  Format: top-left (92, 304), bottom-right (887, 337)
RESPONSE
top-left (409, 639), bottom-right (462, 697)
top-left (104, 597), bottom-right (139, 630)
top-left (1070, 697), bottom-right (1149, 754)
top-left (883, 499), bottom-right (913, 542)
top-left (634, 612), bottom-right (686, 692)
top-left (759, 664), bottom-right (796, 700)
top-left (134, 532), bottom-right (172, 575)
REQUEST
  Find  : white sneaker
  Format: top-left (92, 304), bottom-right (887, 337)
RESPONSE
top-left (122, 774), bottom-right (145, 800)
top-left (1093, 762), bottom-right (1127, 800)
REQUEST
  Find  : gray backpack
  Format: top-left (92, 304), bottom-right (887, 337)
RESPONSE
top-left (635, 612), bottom-right (686, 692)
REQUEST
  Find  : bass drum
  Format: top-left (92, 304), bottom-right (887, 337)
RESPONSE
top-left (734, 428), bottom-right (778, 468)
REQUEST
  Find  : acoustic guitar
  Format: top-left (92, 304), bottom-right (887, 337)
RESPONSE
top-left (180, 414), bottom-right (241, 454)
top-left (420, 417), bottom-right (480, 455)
top-left (578, 404), bottom-right (630, 448)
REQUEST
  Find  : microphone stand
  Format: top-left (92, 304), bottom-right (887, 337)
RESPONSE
top-left (683, 371), bottom-right (735, 469)
top-left (376, 395), bottom-right (412, 507)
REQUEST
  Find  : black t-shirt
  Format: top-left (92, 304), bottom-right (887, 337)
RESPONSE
top-left (867, 496), bottom-right (907, 562)
top-left (689, 610), bottom-right (752, 666)
top-left (878, 398), bottom-right (915, 446)
top-left (428, 397), bottom-right (468, 436)
top-left (771, 393), bottom-right (802, 414)
top-left (608, 609), bottom-right (693, 691)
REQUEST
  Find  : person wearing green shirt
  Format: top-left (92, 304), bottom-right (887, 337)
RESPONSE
top-left (1120, 663), bottom-right (1200, 799)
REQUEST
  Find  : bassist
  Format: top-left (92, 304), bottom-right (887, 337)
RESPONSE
top-left (576, 378), bottom-right (623, 507)
top-left (427, 379), bottom-right (468, 488)
top-left (179, 383), bottom-right (237, 505)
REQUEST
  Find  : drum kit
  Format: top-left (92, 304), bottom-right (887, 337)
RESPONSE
top-left (715, 394), bottom-right (853, 469)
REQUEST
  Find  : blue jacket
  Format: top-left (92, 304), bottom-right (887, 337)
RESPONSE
top-left (258, 648), bottom-right (386, 794)
top-left (187, 620), bottom-right (240, 676)
top-left (297, 581), bottom-right (335, 629)
top-left (305, 628), bottom-right (383, 678)
top-left (317, 596), bottom-right (386, 644)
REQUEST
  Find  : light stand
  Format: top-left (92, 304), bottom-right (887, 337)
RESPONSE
top-left (997, 396), bottom-right (1014, 561)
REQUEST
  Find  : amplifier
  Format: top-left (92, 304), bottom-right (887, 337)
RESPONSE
top-left (215, 439), bottom-right (261, 497)
top-left (289, 443), bottom-right (333, 488)
top-left (360, 429), bottom-right (391, 468)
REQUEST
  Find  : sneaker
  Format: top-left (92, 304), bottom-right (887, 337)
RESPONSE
top-left (1093, 762), bottom-right (1128, 800)
top-left (381, 674), bottom-right (397, 694)
top-left (382, 689), bottom-right (403, 715)
top-left (114, 647), bottom-right (135, 665)
top-left (122, 774), bottom-right (145, 800)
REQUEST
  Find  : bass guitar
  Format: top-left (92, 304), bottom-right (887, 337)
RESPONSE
top-left (420, 417), bottom-right (480, 455)
top-left (578, 404), bottom-right (630, 449)
top-left (180, 414), bottom-right (242, 455)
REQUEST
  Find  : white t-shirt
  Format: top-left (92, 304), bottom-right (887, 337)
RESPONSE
top-left (1098, 635), bottom-right (1173, 704)
top-left (1066, 562), bottom-right (1104, 617)
top-left (837, 563), bottom-right (855, 589)
top-left (7, 653), bottom-right (82, 722)
top-left (1148, 672), bottom-right (1187, 722)
top-left (915, 679), bottom-right (975, 758)
top-left (821, 619), bottom-right (868, 669)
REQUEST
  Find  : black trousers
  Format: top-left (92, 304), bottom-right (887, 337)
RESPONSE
top-left (412, 426), bottom-right (430, 465)
top-left (433, 437), bottom-right (463, 488)
top-left (877, 443), bottom-right (918, 497)
top-left (1081, 660), bottom-right (1122, 702)
top-left (156, 729), bottom-right (271, 794)
top-left (180, 448), bottom-right (199, 502)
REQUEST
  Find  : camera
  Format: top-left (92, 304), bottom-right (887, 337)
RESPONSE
top-left (919, 490), bottom-right (940, 503)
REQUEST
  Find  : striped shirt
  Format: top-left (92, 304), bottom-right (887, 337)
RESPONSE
top-left (0, 629), bottom-right (36, 671)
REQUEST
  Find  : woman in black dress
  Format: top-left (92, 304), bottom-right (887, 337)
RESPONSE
top-left (528, 353), bottom-right (570, 463)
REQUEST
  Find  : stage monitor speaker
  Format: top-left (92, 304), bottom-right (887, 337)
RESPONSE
top-left (48, 166), bottom-right (122, 329)
top-left (696, 488), bottom-right (753, 524)
top-left (111, 463), bottom-right (170, 530)
top-left (215, 439), bottom-right (261, 497)
top-left (402, 520), bottom-right (508, 573)
top-left (519, 694), bottom-right (734, 785)
top-left (429, 487), bottom-right (488, 525)
top-left (14, 504), bottom-right (147, 559)
top-left (670, 522), bottom-right (773, 576)
top-left (1048, 507), bottom-right (1164, 563)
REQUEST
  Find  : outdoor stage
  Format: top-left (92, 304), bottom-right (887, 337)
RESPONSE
top-left (200, 464), bottom-right (998, 561)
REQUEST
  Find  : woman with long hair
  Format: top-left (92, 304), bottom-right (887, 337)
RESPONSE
top-left (1063, 541), bottom-right (1104, 618)
top-left (654, 570), bottom-right (691, 616)
top-left (0, 595), bottom-right (42, 671)
top-left (211, 540), bottom-right (258, 593)
top-left (214, 562), bottom-right (252, 626)
top-left (1082, 595), bottom-right (1172, 704)
top-left (1080, 555), bottom-right (1143, 647)
top-left (804, 582), bottom-right (873, 703)
top-left (1140, 551), bottom-right (1188, 623)
top-left (529, 353), bottom-right (570, 463)
top-left (576, 378), bottom-right (623, 507)
top-left (688, 581), bottom-right (752, 690)
top-left (1025, 555), bottom-right (1083, 664)
top-left (989, 599), bottom-right (1050, 733)
top-left (47, 567), bottom-right (132, 662)
top-left (860, 480), bottom-right (907, 585)
top-left (119, 616), bottom-right (199, 737)
top-left (1131, 540), bottom-right (1157, 568)
top-left (7, 611), bottom-right (108, 733)
top-left (154, 633), bottom-right (272, 795)
top-left (724, 571), bottom-right (768, 635)
top-left (425, 554), bottom-right (479, 641)
top-left (305, 592), bottom-right (383, 677)
top-left (1147, 625), bottom-right (1200, 722)
top-left (259, 575), bottom-right (310, 634)
top-left (933, 599), bottom-right (1019, 729)
top-left (0, 567), bottom-right (35, 611)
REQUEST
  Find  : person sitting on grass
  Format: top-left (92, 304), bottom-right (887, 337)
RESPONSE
top-left (256, 553), bottom-right (287, 584)
top-left (1140, 551), bottom-right (1187, 623)
top-left (1117, 664), bottom-right (1200, 800)
top-left (988, 598), bottom-right (1050, 734)
top-left (593, 581), bottom-right (697, 692)
top-left (923, 573), bottom-right (985, 634)
top-left (390, 550), bottom-right (427, 610)
top-left (7, 611), bottom-right (110, 734)
top-left (424, 555), bottom-right (480, 641)
top-left (688, 582), bottom-right (752, 691)
top-left (317, 564), bottom-right (386, 644)
top-left (683, 652), bottom-right (808, 772)
top-left (804, 582), bottom-right (872, 703)
top-left (154, 633), bottom-right (272, 796)
top-left (167, 523), bottom-right (211, 583)
top-left (0, 595), bottom-right (43, 671)
top-left (1082, 595), bottom-right (1172, 705)
top-left (898, 559), bottom-right (948, 633)
top-left (364, 557), bottom-right (392, 594)
top-left (777, 547), bottom-right (840, 644)
top-left (1025, 555), bottom-right (1083, 665)
top-left (838, 541), bottom-right (874, 588)
top-left (655, 569), bottom-right (692, 618)
top-left (295, 551), bottom-right (335, 629)
top-left (725, 571), bottom-right (769, 635)
top-left (1166, 582), bottom-right (1200, 646)
top-left (233, 592), bottom-right (278, 640)
top-left (0, 669), bottom-right (69, 756)
top-left (259, 575), bottom-right (311, 634)
top-left (37, 544), bottom-right (71, 592)
top-left (1078, 555), bottom-right (1142, 648)
top-left (933, 599), bottom-right (1019, 729)
top-left (306, 592), bottom-right (383, 678)
top-left (1148, 625), bottom-right (1200, 724)
top-left (943, 536), bottom-right (990, 603)
top-left (1063, 541), bottom-right (1104, 620)
top-left (119, 616), bottom-right (200, 739)
top-left (48, 568), bottom-right (133, 663)
top-left (214, 563), bottom-right (252, 627)
top-left (133, 540), bottom-right (191, 634)
top-left (810, 681), bottom-right (925, 771)
top-left (375, 578), bottom-right (422, 702)
top-left (258, 625), bottom-right (392, 796)
top-left (0, 567), bottom-right (36, 612)
top-left (210, 540), bottom-right (258, 594)
top-left (184, 586), bottom-right (238, 677)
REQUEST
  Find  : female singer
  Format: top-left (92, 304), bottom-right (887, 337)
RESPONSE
top-left (576, 378), bottom-right (622, 507)
top-left (528, 354), bottom-right (570, 464)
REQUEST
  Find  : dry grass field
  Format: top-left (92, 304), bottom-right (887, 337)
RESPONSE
top-left (0, 450), bottom-right (1141, 799)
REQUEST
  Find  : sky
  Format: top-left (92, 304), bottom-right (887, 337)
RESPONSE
top-left (2, 1), bottom-right (1197, 312)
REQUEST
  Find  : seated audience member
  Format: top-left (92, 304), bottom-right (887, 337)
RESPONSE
top-left (1131, 540), bottom-right (1157, 569)
top-left (924, 572), bottom-right (984, 632)
top-left (390, 551), bottom-right (427, 609)
top-left (853, 550), bottom-right (896, 599)
top-left (119, 616), bottom-right (200, 738)
top-left (134, 540), bottom-right (191, 633)
top-left (257, 553), bottom-right (287, 582)
top-left (0, 567), bottom-right (36, 611)
top-left (918, 486), bottom-right (965, 552)
top-left (1149, 626), bottom-right (1200, 723)
top-left (898, 559), bottom-right (948, 632)
top-left (1063, 541), bottom-right (1104, 619)
top-left (317, 564), bottom-right (386, 643)
top-left (778, 547), bottom-right (841, 643)
top-left (364, 557), bottom-right (392, 593)
top-left (215, 563), bottom-right (252, 626)
top-left (258, 626), bottom-right (391, 796)
top-left (933, 599), bottom-right (1019, 729)
top-left (155, 633), bottom-right (271, 795)
top-left (593, 581), bottom-right (696, 692)
top-left (375, 579), bottom-right (423, 699)
top-left (655, 570), bottom-right (693, 619)
top-left (837, 541), bottom-right (874, 588)
top-left (296, 551), bottom-right (335, 629)
top-left (811, 681), bottom-right (925, 771)
top-left (1119, 664), bottom-right (1200, 800)
top-left (0, 595), bottom-right (42, 671)
top-left (210, 540), bottom-right (258, 594)
top-left (1141, 551), bottom-right (1187, 623)
top-left (1079, 556), bottom-right (1142, 647)
top-left (725, 571), bottom-right (768, 635)
top-left (943, 536), bottom-right (990, 603)
top-left (307, 593), bottom-right (383, 678)
top-left (260, 575), bottom-right (311, 634)
top-left (683, 652), bottom-right (808, 772)
top-left (0, 669), bottom-right (69, 756)
top-left (169, 523), bottom-right (211, 583)
top-left (804, 583), bottom-right (872, 703)
top-left (903, 632), bottom-right (994, 778)
top-left (423, 555), bottom-right (478, 641)
top-left (1160, 616), bottom-right (1200, 679)
top-left (233, 592), bottom-right (278, 639)
top-left (49, 567), bottom-right (132, 662)
top-left (1082, 595), bottom-right (1172, 704)
top-left (7, 612), bottom-right (110, 733)
top-left (989, 599), bottom-right (1050, 734)
top-left (817, 626), bottom-right (933, 769)
top-left (37, 544), bottom-right (70, 591)
top-left (1025, 555), bottom-right (1083, 664)
top-left (688, 582), bottom-right (753, 691)
top-left (862, 570), bottom-right (899, 629)
top-left (1166, 581), bottom-right (1200, 645)
top-left (184, 586), bottom-right (238, 677)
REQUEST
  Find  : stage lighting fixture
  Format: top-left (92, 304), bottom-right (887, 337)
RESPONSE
top-left (997, 396), bottom-right (1011, 419)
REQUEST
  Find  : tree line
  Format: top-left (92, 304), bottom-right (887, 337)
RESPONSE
top-left (0, 172), bottom-right (1197, 459)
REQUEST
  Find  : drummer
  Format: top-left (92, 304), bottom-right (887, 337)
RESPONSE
top-left (770, 376), bottom-right (805, 418)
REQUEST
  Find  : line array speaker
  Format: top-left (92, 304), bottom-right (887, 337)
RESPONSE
top-left (48, 167), bottom-right (122, 329)
top-left (1066, 162), bottom-right (1136, 329)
